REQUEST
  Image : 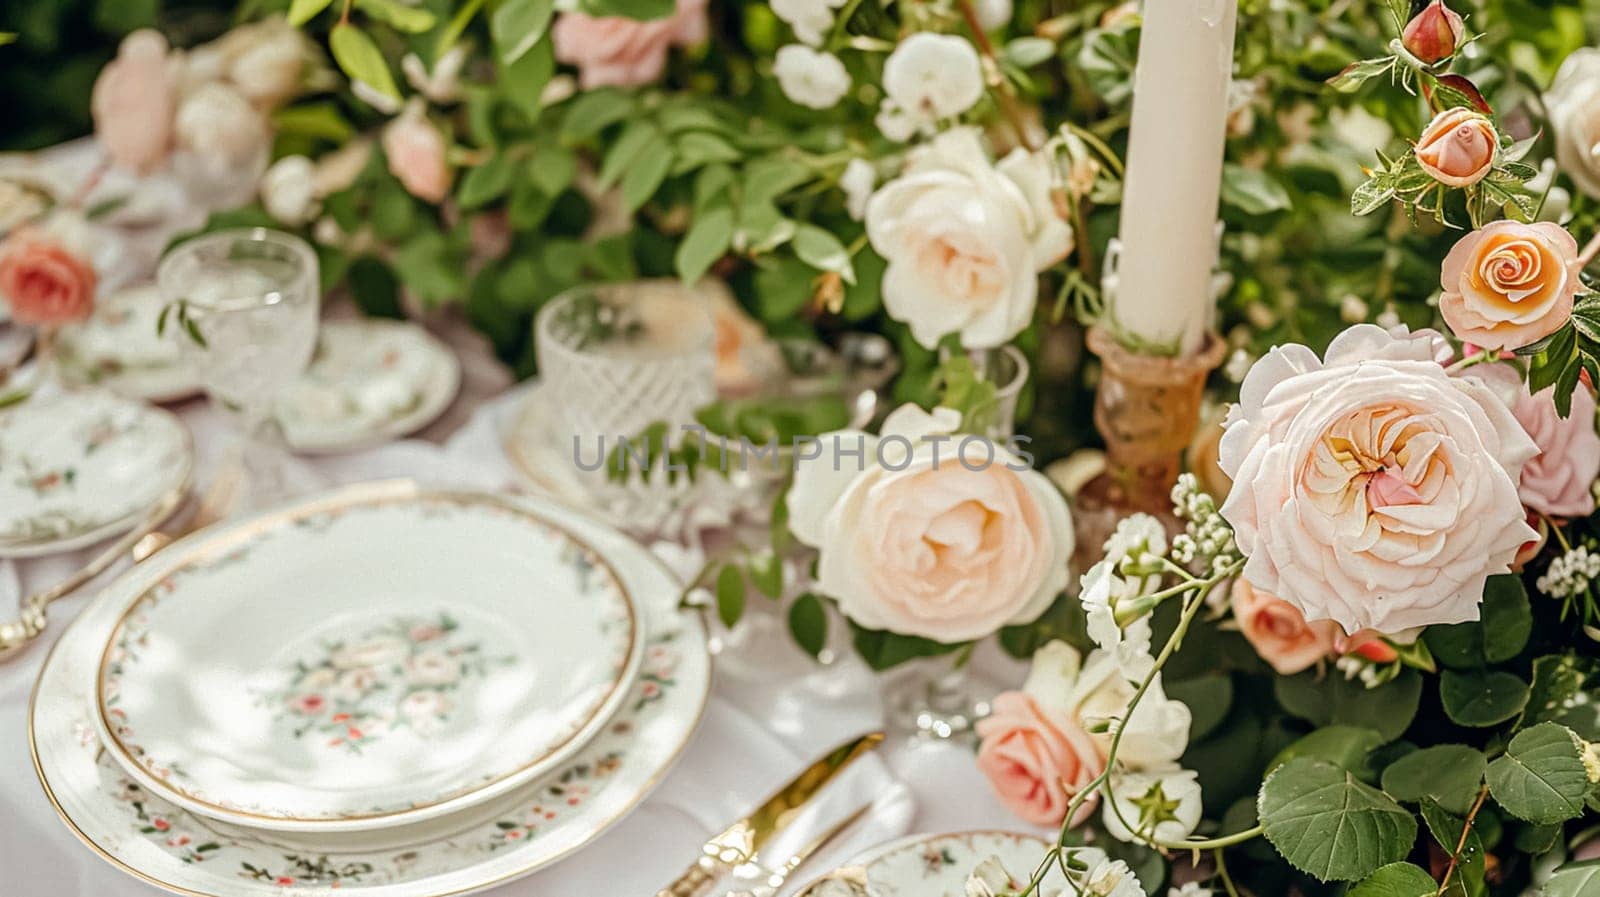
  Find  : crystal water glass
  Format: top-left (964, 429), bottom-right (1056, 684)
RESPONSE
top-left (157, 227), bottom-right (320, 511)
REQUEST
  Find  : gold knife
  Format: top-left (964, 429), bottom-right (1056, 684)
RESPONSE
top-left (654, 731), bottom-right (884, 897)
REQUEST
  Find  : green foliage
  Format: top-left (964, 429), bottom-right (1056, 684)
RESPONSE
top-left (1259, 758), bottom-right (1418, 882)
top-left (1275, 668), bottom-right (1422, 742)
top-left (1380, 745), bottom-right (1487, 816)
top-left (1485, 722), bottom-right (1591, 825)
top-left (714, 564), bottom-right (745, 628)
top-left (788, 592), bottom-right (828, 658)
top-left (1440, 669), bottom-right (1531, 727)
top-left (1268, 726), bottom-right (1385, 780)
top-left (1347, 862), bottom-right (1438, 897)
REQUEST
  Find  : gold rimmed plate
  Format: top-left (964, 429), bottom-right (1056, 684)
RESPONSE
top-left (89, 483), bottom-right (646, 833)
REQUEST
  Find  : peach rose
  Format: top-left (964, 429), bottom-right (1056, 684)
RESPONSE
top-left (1401, 0), bottom-right (1465, 65)
top-left (0, 224), bottom-right (97, 327)
top-left (1439, 221), bottom-right (1581, 351)
top-left (976, 691), bottom-right (1102, 827)
top-left (1229, 579), bottom-right (1341, 675)
top-left (709, 286), bottom-right (784, 397)
top-left (1467, 363), bottom-right (1600, 517)
top-left (1219, 325), bottom-right (1538, 633)
top-left (551, 0), bottom-right (708, 89)
top-left (91, 30), bottom-right (179, 174)
top-left (382, 101), bottom-right (453, 204)
top-left (1415, 107), bottom-right (1497, 187)
top-left (786, 403), bottom-right (1073, 642)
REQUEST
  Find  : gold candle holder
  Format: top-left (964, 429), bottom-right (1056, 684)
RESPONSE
top-left (1071, 326), bottom-right (1226, 572)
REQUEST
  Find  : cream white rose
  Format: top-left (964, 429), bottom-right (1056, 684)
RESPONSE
top-left (773, 44), bottom-right (850, 110)
top-left (1546, 48), bottom-right (1600, 199)
top-left (1102, 768), bottom-right (1203, 844)
top-left (1025, 641), bottom-right (1191, 770)
top-left (786, 403), bottom-right (1073, 642)
top-left (1219, 324), bottom-right (1539, 633)
top-left (260, 154), bottom-right (318, 225)
top-left (866, 127), bottom-right (1073, 349)
top-left (882, 33), bottom-right (984, 123)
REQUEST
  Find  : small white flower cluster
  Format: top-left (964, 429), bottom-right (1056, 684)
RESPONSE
top-left (1170, 473), bottom-right (1238, 576)
top-left (1536, 543), bottom-right (1600, 599)
top-left (1335, 655), bottom-right (1384, 688)
top-left (964, 851), bottom-right (1150, 897)
top-left (1080, 514), bottom-right (1167, 680)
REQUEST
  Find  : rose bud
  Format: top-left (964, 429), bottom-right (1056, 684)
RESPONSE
top-left (1403, 0), bottom-right (1465, 65)
top-left (1415, 107), bottom-right (1498, 187)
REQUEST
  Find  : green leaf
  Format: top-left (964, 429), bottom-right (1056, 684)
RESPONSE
top-left (1424, 575), bottom-right (1531, 668)
top-left (501, 37), bottom-right (554, 121)
top-left (1441, 669), bottom-right (1530, 727)
top-left (457, 153), bottom-right (515, 209)
top-left (793, 225), bottom-right (854, 284)
top-left (346, 256), bottom-right (402, 318)
top-left (355, 0), bottom-right (436, 32)
top-left (850, 623), bottom-right (963, 672)
top-left (1003, 37), bottom-right (1056, 68)
top-left (750, 553), bottom-right (783, 599)
top-left (577, 0), bottom-right (675, 18)
top-left (714, 564), bottom-right (745, 629)
top-left (330, 23), bottom-right (399, 100)
top-left (1351, 178), bottom-right (1396, 216)
top-left (1485, 722), bottom-right (1590, 824)
top-left (1167, 674), bottom-right (1232, 742)
top-left (1328, 56), bottom-right (1398, 93)
top-left (1269, 726), bottom-right (1385, 779)
top-left (1221, 163), bottom-right (1292, 216)
top-left (490, 0), bottom-right (555, 64)
top-left (1275, 668), bottom-right (1422, 741)
top-left (271, 102), bottom-right (355, 142)
top-left (1347, 862), bottom-right (1439, 897)
top-left (527, 145), bottom-right (577, 197)
top-left (673, 131), bottom-right (743, 171)
top-left (788, 592), bottom-right (828, 657)
top-left (620, 147), bottom-right (673, 214)
top-left (1543, 860), bottom-right (1600, 896)
top-left (1381, 745), bottom-right (1487, 815)
top-left (675, 205), bottom-right (734, 284)
top-left (597, 121), bottom-right (662, 190)
top-left (288, 0), bottom-right (335, 27)
top-left (1527, 654), bottom-right (1600, 739)
top-left (561, 89), bottom-right (635, 140)
top-left (1258, 758), bottom-right (1418, 882)
top-left (1418, 799), bottom-right (1486, 897)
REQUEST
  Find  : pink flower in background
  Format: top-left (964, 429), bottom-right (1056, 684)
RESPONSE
top-left (382, 101), bottom-right (453, 204)
top-left (1229, 579), bottom-right (1341, 675)
top-left (0, 225), bottom-right (97, 326)
top-left (91, 29), bottom-right (179, 174)
top-left (1467, 363), bottom-right (1600, 517)
top-left (975, 690), bottom-right (1103, 827)
top-left (551, 0), bottom-right (709, 89)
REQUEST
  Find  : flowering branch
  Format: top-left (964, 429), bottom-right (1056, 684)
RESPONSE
top-left (953, 0), bottom-right (1040, 153)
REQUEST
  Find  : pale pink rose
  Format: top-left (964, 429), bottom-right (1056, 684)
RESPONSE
top-left (975, 691), bottom-right (1103, 827)
top-left (1219, 325), bottom-right (1538, 633)
top-left (785, 404), bottom-right (1073, 642)
top-left (91, 30), bottom-right (179, 174)
top-left (1229, 578), bottom-right (1342, 675)
top-left (1439, 221), bottom-right (1582, 352)
top-left (382, 102), bottom-right (453, 204)
top-left (1466, 363), bottom-right (1600, 517)
top-left (551, 0), bottom-right (709, 89)
top-left (0, 227), bottom-right (97, 326)
top-left (709, 286), bottom-right (784, 397)
top-left (1415, 107), bottom-right (1498, 188)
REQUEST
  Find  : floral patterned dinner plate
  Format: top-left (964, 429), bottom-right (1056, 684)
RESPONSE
top-left (0, 390), bottom-right (193, 558)
top-left (798, 830), bottom-right (1063, 897)
top-left (275, 319), bottom-right (461, 454)
top-left (33, 480), bottom-right (711, 896)
top-left (56, 284), bottom-right (201, 403)
top-left (90, 484), bottom-right (646, 833)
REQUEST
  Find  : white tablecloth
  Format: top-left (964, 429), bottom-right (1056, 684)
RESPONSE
top-left (0, 381), bottom-right (1044, 896)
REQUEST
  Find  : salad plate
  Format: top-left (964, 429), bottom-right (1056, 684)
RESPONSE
top-left (32, 480), bottom-right (712, 895)
top-left (275, 319), bottom-right (460, 454)
top-left (56, 284), bottom-right (200, 402)
top-left (92, 485), bottom-right (645, 832)
top-left (0, 390), bottom-right (193, 558)
top-left (800, 831), bottom-right (1060, 897)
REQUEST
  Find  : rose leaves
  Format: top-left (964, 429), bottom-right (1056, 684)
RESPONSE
top-left (1259, 758), bottom-right (1418, 882)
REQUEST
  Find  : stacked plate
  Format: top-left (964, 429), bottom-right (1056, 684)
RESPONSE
top-left (30, 480), bottom-right (711, 895)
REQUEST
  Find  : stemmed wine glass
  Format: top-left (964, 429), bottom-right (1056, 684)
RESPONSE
top-left (157, 227), bottom-right (320, 513)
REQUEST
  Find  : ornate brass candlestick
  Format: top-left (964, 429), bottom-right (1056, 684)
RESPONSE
top-left (1071, 326), bottom-right (1226, 572)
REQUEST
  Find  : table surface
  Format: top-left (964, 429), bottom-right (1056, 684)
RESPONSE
top-left (0, 322), bottom-right (1043, 897)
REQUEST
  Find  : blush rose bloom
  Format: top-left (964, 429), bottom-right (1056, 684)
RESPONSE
top-left (91, 30), bottom-right (179, 174)
top-left (1229, 578), bottom-right (1341, 675)
top-left (1219, 325), bottom-right (1538, 633)
top-left (786, 403), bottom-right (1073, 642)
top-left (383, 101), bottom-right (454, 204)
top-left (1545, 48), bottom-right (1600, 199)
top-left (1439, 221), bottom-right (1582, 351)
top-left (1467, 363), bottom-right (1600, 518)
top-left (551, 0), bottom-right (708, 89)
top-left (0, 218), bottom-right (98, 327)
top-left (865, 127), bottom-right (1073, 350)
top-left (1415, 107), bottom-right (1498, 187)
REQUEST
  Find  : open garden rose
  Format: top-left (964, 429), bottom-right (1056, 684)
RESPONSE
top-left (1415, 107), bottom-right (1497, 187)
top-left (786, 402), bottom-right (1073, 642)
top-left (1546, 48), bottom-right (1600, 199)
top-left (865, 127), bottom-right (1073, 349)
top-left (1438, 220), bottom-right (1581, 351)
top-left (975, 689), bottom-right (1103, 827)
top-left (773, 44), bottom-right (851, 110)
top-left (91, 29), bottom-right (179, 174)
top-left (881, 33), bottom-right (984, 124)
top-left (1467, 363), bottom-right (1600, 518)
top-left (0, 216), bottom-right (98, 327)
top-left (551, 0), bottom-right (708, 89)
top-left (383, 100), bottom-right (453, 204)
top-left (1219, 324), bottom-right (1539, 633)
top-left (219, 16), bottom-right (307, 109)
top-left (1228, 578), bottom-right (1341, 675)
